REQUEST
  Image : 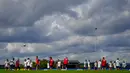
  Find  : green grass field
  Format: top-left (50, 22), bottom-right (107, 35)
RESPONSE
top-left (1, 70), bottom-right (130, 73)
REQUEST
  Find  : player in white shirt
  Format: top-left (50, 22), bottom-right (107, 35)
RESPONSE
top-left (122, 61), bottom-right (126, 69)
top-left (47, 62), bottom-right (50, 69)
top-left (84, 60), bottom-right (87, 70)
top-left (98, 60), bottom-right (101, 70)
top-left (94, 61), bottom-right (98, 70)
top-left (57, 59), bottom-right (61, 70)
top-left (113, 61), bottom-right (116, 70)
top-left (24, 59), bottom-right (27, 70)
top-left (5, 59), bottom-right (10, 70)
top-left (87, 60), bottom-right (91, 70)
top-left (109, 61), bottom-right (113, 70)
top-left (116, 58), bottom-right (120, 70)
top-left (30, 60), bottom-right (33, 70)
top-left (10, 58), bottom-right (15, 70)
top-left (26, 58), bottom-right (31, 70)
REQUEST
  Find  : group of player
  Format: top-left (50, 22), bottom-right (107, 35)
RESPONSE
top-left (44, 56), bottom-right (127, 70)
top-left (4, 56), bottom-right (68, 71)
top-left (84, 57), bottom-right (127, 70)
top-left (4, 57), bottom-right (34, 71)
top-left (4, 56), bottom-right (127, 71)
top-left (47, 57), bottom-right (69, 70)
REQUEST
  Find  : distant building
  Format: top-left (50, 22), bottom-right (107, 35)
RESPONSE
top-left (55, 60), bottom-right (80, 68)
top-left (68, 60), bottom-right (80, 68)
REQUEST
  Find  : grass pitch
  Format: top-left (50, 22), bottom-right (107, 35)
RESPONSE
top-left (1, 70), bottom-right (130, 73)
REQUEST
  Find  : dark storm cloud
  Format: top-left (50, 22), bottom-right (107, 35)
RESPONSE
top-left (0, 0), bottom-right (86, 43)
top-left (0, 0), bottom-right (85, 28)
top-left (72, 0), bottom-right (130, 36)
top-left (0, 0), bottom-right (130, 62)
top-left (102, 32), bottom-right (130, 47)
top-left (0, 30), bottom-right (70, 43)
top-left (74, 17), bottom-right (130, 36)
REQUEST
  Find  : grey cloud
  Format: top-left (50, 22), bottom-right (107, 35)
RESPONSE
top-left (103, 32), bottom-right (130, 47)
top-left (69, 0), bottom-right (130, 36)
top-left (0, 26), bottom-right (70, 43)
top-left (0, 0), bottom-right (85, 28)
top-left (0, 0), bottom-right (130, 63)
top-left (0, 43), bottom-right (7, 49)
top-left (0, 0), bottom-right (85, 43)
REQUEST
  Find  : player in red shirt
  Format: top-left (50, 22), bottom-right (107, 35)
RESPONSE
top-left (49, 57), bottom-right (54, 70)
top-left (15, 59), bottom-right (20, 70)
top-left (101, 57), bottom-right (107, 70)
top-left (36, 56), bottom-right (40, 70)
top-left (63, 57), bottom-right (69, 69)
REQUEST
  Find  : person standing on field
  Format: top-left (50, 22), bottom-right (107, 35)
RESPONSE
top-left (49, 57), bottom-right (54, 70)
top-left (57, 59), bottom-right (61, 70)
top-left (26, 58), bottom-right (31, 70)
top-left (63, 57), bottom-right (68, 70)
top-left (94, 61), bottom-right (98, 70)
top-left (84, 60), bottom-right (87, 70)
top-left (10, 58), bottom-right (15, 70)
top-left (15, 59), bottom-right (20, 70)
top-left (5, 59), bottom-right (10, 71)
top-left (36, 56), bottom-right (40, 70)
top-left (24, 59), bottom-right (27, 70)
top-left (47, 61), bottom-right (50, 69)
top-left (109, 61), bottom-right (113, 70)
top-left (101, 57), bottom-right (107, 70)
top-left (116, 58), bottom-right (120, 70)
top-left (87, 60), bottom-right (91, 70)
top-left (113, 61), bottom-right (116, 70)
top-left (98, 60), bottom-right (101, 70)
top-left (30, 60), bottom-right (33, 70)
top-left (122, 61), bottom-right (126, 70)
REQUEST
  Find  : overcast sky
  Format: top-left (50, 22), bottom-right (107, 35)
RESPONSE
top-left (0, 0), bottom-right (130, 64)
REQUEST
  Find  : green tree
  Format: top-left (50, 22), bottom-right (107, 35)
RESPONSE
top-left (39, 59), bottom-right (48, 68)
top-left (32, 61), bottom-right (36, 68)
top-left (32, 59), bottom-right (48, 68)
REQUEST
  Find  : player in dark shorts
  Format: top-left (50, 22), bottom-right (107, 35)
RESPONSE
top-left (116, 58), bottom-right (120, 70)
top-left (57, 59), bottom-right (62, 70)
top-left (10, 58), bottom-right (15, 70)
top-left (15, 59), bottom-right (20, 70)
top-left (94, 61), bottom-right (98, 70)
top-left (5, 59), bottom-right (10, 70)
top-left (36, 56), bottom-right (40, 70)
top-left (49, 57), bottom-right (54, 70)
top-left (26, 58), bottom-right (31, 70)
top-left (101, 57), bottom-right (107, 70)
top-left (63, 57), bottom-right (68, 69)
top-left (30, 60), bottom-right (33, 70)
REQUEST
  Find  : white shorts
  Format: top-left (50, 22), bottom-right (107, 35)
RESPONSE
top-left (88, 65), bottom-right (90, 68)
top-left (47, 66), bottom-right (49, 68)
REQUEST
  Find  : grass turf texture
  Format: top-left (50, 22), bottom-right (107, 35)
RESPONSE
top-left (0, 70), bottom-right (130, 73)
